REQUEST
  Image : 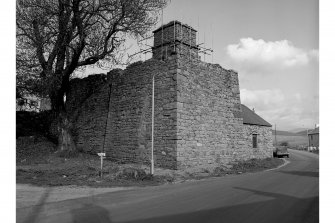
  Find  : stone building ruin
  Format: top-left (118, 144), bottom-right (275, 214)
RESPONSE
top-left (66, 20), bottom-right (273, 169)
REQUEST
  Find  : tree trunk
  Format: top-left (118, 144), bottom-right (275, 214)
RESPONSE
top-left (47, 68), bottom-right (77, 156)
top-left (50, 83), bottom-right (77, 156)
top-left (57, 111), bottom-right (77, 157)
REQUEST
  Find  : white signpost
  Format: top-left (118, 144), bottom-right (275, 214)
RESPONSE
top-left (151, 74), bottom-right (155, 175)
top-left (97, 152), bottom-right (106, 178)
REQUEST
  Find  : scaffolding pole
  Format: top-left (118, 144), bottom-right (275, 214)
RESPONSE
top-left (161, 9), bottom-right (164, 60)
top-left (174, 20), bottom-right (176, 52)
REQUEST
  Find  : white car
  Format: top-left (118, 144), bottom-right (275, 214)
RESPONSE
top-left (273, 146), bottom-right (289, 158)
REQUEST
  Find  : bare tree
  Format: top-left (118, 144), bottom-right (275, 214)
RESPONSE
top-left (16, 0), bottom-right (167, 154)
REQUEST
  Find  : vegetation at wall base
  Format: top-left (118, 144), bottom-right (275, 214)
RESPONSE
top-left (16, 111), bottom-right (55, 141)
top-left (17, 135), bottom-right (285, 187)
top-left (229, 158), bottom-right (284, 173)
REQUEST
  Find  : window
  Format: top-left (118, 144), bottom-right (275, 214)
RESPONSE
top-left (252, 134), bottom-right (258, 148)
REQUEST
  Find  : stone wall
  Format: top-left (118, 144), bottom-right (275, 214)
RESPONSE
top-left (66, 74), bottom-right (107, 115)
top-left (153, 21), bottom-right (197, 47)
top-left (104, 59), bottom-right (178, 169)
top-left (175, 58), bottom-right (246, 168)
top-left (152, 21), bottom-right (199, 62)
top-left (67, 59), bottom-right (180, 169)
top-left (242, 124), bottom-right (273, 159)
top-left (66, 74), bottom-right (110, 154)
top-left (66, 55), bottom-right (273, 169)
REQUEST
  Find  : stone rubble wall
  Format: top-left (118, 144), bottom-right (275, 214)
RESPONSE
top-left (66, 74), bottom-right (108, 115)
top-left (152, 43), bottom-right (199, 62)
top-left (153, 21), bottom-right (197, 49)
top-left (153, 21), bottom-right (199, 62)
top-left (66, 74), bottom-right (110, 154)
top-left (175, 58), bottom-right (246, 168)
top-left (104, 59), bottom-right (179, 169)
top-left (66, 59), bottom-right (180, 169)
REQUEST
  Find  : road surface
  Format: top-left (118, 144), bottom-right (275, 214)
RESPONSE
top-left (17, 149), bottom-right (319, 223)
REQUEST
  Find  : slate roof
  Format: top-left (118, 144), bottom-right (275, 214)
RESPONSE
top-left (241, 104), bottom-right (272, 127)
top-left (308, 127), bottom-right (319, 135)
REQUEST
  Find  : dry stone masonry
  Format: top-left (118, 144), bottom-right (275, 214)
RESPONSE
top-left (66, 20), bottom-right (273, 170)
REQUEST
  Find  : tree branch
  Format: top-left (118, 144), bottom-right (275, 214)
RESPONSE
top-left (32, 20), bottom-right (47, 70)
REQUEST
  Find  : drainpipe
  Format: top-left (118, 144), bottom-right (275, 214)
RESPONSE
top-left (100, 83), bottom-right (112, 178)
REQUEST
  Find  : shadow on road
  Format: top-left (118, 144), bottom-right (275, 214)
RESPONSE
top-left (71, 203), bottom-right (113, 223)
top-left (22, 187), bottom-right (52, 223)
top-left (121, 187), bottom-right (319, 223)
top-left (278, 170), bottom-right (319, 178)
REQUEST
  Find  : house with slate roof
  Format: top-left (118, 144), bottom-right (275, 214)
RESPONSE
top-left (241, 104), bottom-right (273, 158)
top-left (308, 127), bottom-right (319, 150)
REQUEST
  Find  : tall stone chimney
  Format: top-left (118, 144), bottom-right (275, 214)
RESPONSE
top-left (152, 20), bottom-right (199, 61)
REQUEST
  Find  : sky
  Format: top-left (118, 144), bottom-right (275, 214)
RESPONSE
top-left (78, 0), bottom-right (319, 131)
top-left (158, 0), bottom-right (319, 131)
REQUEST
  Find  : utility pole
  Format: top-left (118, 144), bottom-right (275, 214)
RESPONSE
top-left (307, 128), bottom-right (309, 149)
top-left (275, 124), bottom-right (277, 146)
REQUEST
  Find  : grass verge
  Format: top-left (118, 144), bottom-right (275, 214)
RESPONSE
top-left (16, 137), bottom-right (285, 187)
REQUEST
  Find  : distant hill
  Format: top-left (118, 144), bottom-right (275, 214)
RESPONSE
top-left (272, 130), bottom-right (300, 136)
top-left (289, 127), bottom-right (308, 133)
top-left (295, 130), bottom-right (308, 136)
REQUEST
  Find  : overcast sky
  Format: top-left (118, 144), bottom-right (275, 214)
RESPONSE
top-left (84, 0), bottom-right (319, 131)
top-left (159, 0), bottom-right (319, 131)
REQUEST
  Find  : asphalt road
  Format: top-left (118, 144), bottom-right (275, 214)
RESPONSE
top-left (17, 149), bottom-right (319, 223)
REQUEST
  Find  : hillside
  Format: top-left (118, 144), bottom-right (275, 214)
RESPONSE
top-left (295, 130), bottom-right (309, 136)
top-left (271, 130), bottom-right (299, 136)
top-left (271, 129), bottom-right (312, 136)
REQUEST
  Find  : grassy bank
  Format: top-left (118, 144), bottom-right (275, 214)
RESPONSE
top-left (17, 137), bottom-right (285, 187)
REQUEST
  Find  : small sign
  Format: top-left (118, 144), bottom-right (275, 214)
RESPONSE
top-left (97, 153), bottom-right (106, 157)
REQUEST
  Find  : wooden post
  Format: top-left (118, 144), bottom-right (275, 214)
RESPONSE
top-left (97, 152), bottom-right (105, 178)
top-left (275, 124), bottom-right (277, 146)
top-left (307, 129), bottom-right (309, 148)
